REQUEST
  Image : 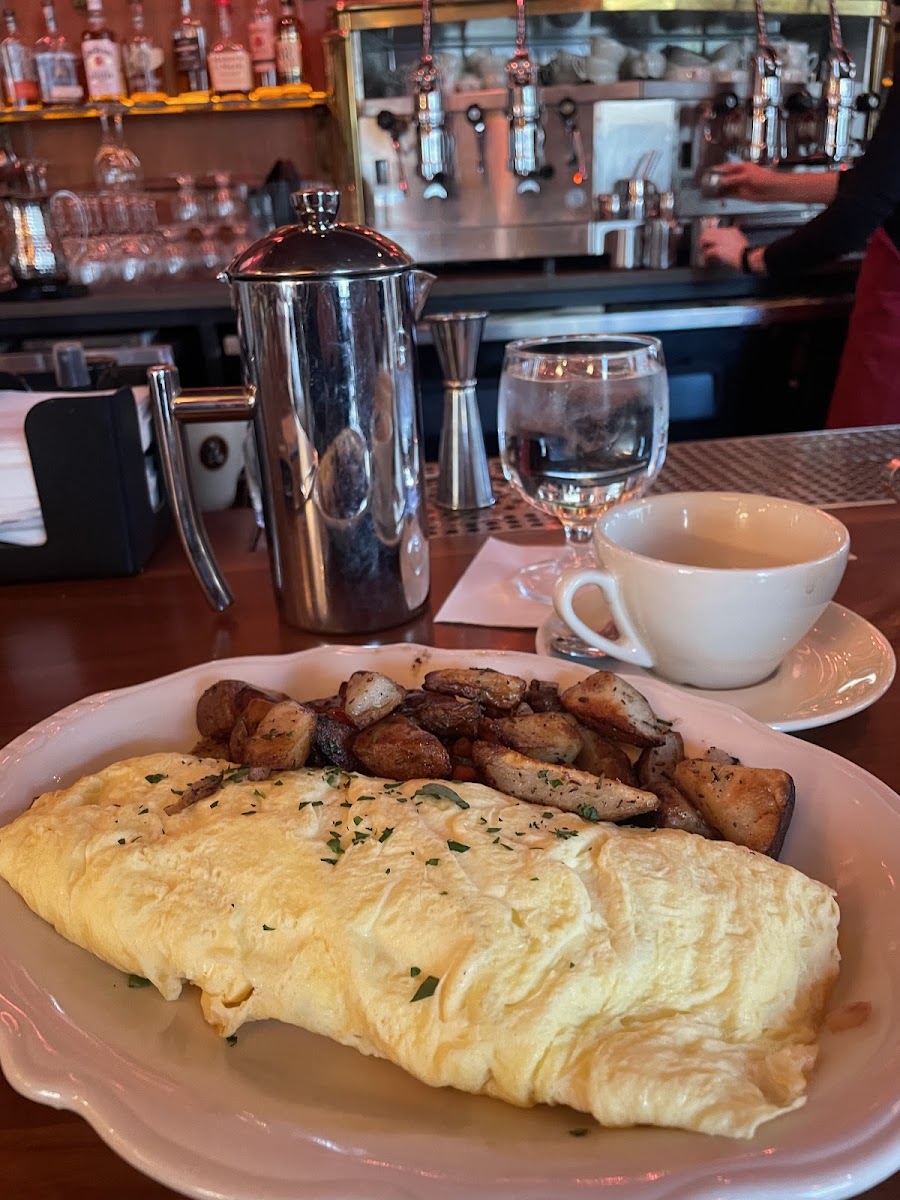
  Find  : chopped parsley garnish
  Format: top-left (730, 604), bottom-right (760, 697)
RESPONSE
top-left (410, 966), bottom-right (421, 977)
top-left (224, 767), bottom-right (250, 784)
top-left (541, 812), bottom-right (554, 819)
top-left (487, 827), bottom-right (501, 834)
top-left (357, 795), bottom-right (376, 802)
top-left (569, 1128), bottom-right (589, 1137)
top-left (137, 807), bottom-right (148, 815)
top-left (537, 769), bottom-right (549, 780)
top-left (274, 780), bottom-right (284, 786)
top-left (353, 815), bottom-right (363, 826)
top-left (382, 782), bottom-right (403, 792)
top-left (413, 783), bottom-right (469, 809)
top-left (530, 877), bottom-right (539, 882)
top-left (311, 800), bottom-right (323, 807)
top-left (425, 857), bottom-right (440, 866)
top-left (410, 974), bottom-right (440, 1002)
top-left (241, 810), bottom-right (258, 816)
top-left (447, 840), bottom-right (469, 853)
top-left (117, 838), bottom-right (126, 845)
top-left (226, 1035), bottom-right (238, 1046)
top-left (549, 778), bottom-right (563, 788)
top-left (378, 827), bottom-right (394, 843)
top-left (340, 800), bottom-right (353, 809)
top-left (209, 800), bottom-right (219, 809)
top-left (553, 828), bottom-right (579, 840)
top-left (128, 975), bottom-right (151, 988)
top-left (262, 924), bottom-right (274, 931)
top-left (145, 774), bottom-right (167, 785)
top-left (352, 831), bottom-right (369, 844)
top-left (576, 804), bottom-right (600, 822)
top-left (320, 858), bottom-right (338, 866)
top-left (327, 835), bottom-right (344, 855)
top-left (170, 788), bottom-right (184, 796)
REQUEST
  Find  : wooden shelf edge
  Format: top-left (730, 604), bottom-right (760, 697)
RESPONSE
top-left (0, 91), bottom-right (330, 122)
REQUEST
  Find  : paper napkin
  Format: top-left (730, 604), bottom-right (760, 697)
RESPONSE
top-left (434, 537), bottom-right (560, 628)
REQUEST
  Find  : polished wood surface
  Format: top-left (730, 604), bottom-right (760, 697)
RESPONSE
top-left (1, 503), bottom-right (899, 1199)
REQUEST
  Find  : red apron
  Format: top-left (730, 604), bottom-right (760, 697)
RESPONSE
top-left (826, 227), bottom-right (900, 428)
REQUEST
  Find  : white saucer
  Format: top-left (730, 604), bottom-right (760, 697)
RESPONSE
top-left (536, 601), bottom-right (896, 733)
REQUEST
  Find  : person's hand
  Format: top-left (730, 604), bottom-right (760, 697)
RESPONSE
top-left (713, 161), bottom-right (782, 202)
top-left (697, 225), bottom-right (749, 271)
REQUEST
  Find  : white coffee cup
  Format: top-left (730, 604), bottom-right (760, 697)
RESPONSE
top-left (553, 492), bottom-right (850, 689)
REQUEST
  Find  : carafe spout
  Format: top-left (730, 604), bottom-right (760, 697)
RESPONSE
top-left (410, 269), bottom-right (436, 319)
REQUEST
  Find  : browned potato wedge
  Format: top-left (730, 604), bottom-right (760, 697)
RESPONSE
top-left (406, 694), bottom-right (482, 740)
top-left (560, 672), bottom-right (668, 748)
top-left (229, 696), bottom-right (279, 763)
top-left (196, 679), bottom-right (253, 740)
top-left (672, 760), bottom-right (795, 857)
top-left (704, 745), bottom-right (741, 766)
top-left (235, 683), bottom-right (292, 711)
top-left (313, 714), bottom-right (362, 772)
top-left (423, 667), bottom-right (526, 712)
top-left (190, 736), bottom-right (233, 760)
top-left (241, 700), bottom-right (317, 771)
top-left (353, 715), bottom-right (452, 781)
top-left (525, 679), bottom-right (564, 712)
top-left (164, 772), bottom-right (224, 816)
top-left (342, 671), bottom-right (406, 728)
top-left (576, 727), bottom-right (637, 785)
top-left (478, 712), bottom-right (583, 764)
top-left (634, 732), bottom-right (717, 838)
top-left (471, 742), bottom-right (658, 822)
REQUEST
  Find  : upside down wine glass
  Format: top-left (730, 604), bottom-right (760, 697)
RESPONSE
top-left (498, 334), bottom-right (670, 603)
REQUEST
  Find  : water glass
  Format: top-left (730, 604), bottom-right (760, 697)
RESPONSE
top-left (498, 334), bottom-right (669, 602)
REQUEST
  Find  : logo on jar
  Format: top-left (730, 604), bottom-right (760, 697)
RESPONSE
top-left (199, 435), bottom-right (230, 470)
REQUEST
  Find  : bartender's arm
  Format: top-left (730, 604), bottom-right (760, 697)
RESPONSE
top-left (700, 81), bottom-right (900, 276)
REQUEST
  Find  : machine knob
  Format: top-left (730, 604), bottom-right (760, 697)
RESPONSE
top-left (856, 91), bottom-right (882, 113)
top-left (713, 91), bottom-right (741, 115)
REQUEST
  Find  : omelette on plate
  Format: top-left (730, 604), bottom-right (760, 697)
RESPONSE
top-left (0, 752), bottom-right (840, 1139)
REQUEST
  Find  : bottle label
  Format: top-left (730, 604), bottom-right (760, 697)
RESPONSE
top-left (1, 45), bottom-right (40, 104)
top-left (248, 16), bottom-right (275, 66)
top-left (276, 38), bottom-right (302, 81)
top-left (209, 48), bottom-right (252, 94)
top-left (36, 50), bottom-right (84, 103)
top-left (82, 37), bottom-right (124, 98)
top-left (173, 30), bottom-right (202, 73)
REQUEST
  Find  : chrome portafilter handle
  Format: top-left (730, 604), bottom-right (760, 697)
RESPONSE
top-left (428, 312), bottom-right (495, 511)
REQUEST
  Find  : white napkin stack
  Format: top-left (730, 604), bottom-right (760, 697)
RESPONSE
top-left (0, 386), bottom-right (156, 547)
top-left (434, 537), bottom-right (560, 628)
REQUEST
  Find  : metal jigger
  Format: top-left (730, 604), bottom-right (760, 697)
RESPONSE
top-left (429, 312), bottom-right (495, 510)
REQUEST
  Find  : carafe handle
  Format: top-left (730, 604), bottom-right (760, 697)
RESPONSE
top-left (147, 365), bottom-right (256, 612)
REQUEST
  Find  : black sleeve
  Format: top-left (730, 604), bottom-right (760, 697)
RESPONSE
top-left (763, 84), bottom-right (900, 277)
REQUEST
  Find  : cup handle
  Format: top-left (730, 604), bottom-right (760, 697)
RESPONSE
top-left (553, 568), bottom-right (656, 669)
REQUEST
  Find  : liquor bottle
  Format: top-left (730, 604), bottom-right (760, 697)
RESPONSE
top-left (34, 1), bottom-right (84, 106)
top-left (172, 0), bottom-right (208, 94)
top-left (207, 0), bottom-right (252, 97)
top-left (81, 0), bottom-right (125, 103)
top-left (275, 0), bottom-right (303, 86)
top-left (0, 8), bottom-right (40, 109)
top-left (248, 0), bottom-right (276, 89)
top-left (122, 0), bottom-right (164, 97)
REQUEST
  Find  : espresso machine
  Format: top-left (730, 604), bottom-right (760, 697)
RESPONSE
top-left (327, 0), bottom-right (890, 267)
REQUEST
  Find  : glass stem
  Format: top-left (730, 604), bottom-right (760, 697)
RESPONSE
top-left (560, 521), bottom-right (595, 566)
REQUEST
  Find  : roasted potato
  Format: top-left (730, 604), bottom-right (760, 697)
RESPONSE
top-left (422, 667), bottom-right (527, 712)
top-left (342, 671), bottom-right (406, 728)
top-left (524, 679), bottom-right (564, 712)
top-left (196, 679), bottom-right (252, 740)
top-left (190, 736), bottom-right (232, 760)
top-left (575, 727), bottom-right (637, 785)
top-left (478, 712), bottom-right (584, 764)
top-left (560, 671), bottom-right (669, 748)
top-left (353, 715), bottom-right (452, 781)
top-left (636, 734), bottom-right (718, 838)
top-left (164, 772), bottom-right (224, 816)
top-left (229, 695), bottom-right (280, 763)
top-left (241, 700), bottom-right (317, 771)
top-left (471, 742), bottom-right (658, 822)
top-left (672, 760), bottom-right (795, 857)
top-left (403, 693), bottom-right (482, 740)
top-left (313, 714), bottom-right (363, 772)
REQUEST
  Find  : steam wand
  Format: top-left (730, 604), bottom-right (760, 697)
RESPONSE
top-left (412, 0), bottom-right (452, 199)
top-left (505, 0), bottom-right (545, 191)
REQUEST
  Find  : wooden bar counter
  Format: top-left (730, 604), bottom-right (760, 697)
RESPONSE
top-left (1, 432), bottom-right (899, 1199)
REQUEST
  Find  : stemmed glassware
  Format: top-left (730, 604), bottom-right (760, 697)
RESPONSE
top-left (92, 108), bottom-right (143, 191)
top-left (498, 334), bottom-right (670, 603)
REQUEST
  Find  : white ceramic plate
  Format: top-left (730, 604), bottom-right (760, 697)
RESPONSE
top-left (537, 602), bottom-right (896, 733)
top-left (2, 645), bottom-right (900, 1200)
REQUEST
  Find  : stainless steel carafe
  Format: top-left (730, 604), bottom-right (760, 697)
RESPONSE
top-left (147, 188), bottom-right (435, 634)
top-left (1, 189), bottom-right (78, 286)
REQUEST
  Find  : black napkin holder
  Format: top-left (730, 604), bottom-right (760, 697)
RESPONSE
top-left (0, 387), bottom-right (168, 584)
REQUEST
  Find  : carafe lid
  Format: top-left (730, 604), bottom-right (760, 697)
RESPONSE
top-left (223, 188), bottom-right (414, 282)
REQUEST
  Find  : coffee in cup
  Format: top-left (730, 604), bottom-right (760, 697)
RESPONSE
top-left (553, 492), bottom-right (850, 689)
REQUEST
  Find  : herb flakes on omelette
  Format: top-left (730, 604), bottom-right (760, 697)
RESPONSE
top-left (0, 751), bottom-right (840, 1139)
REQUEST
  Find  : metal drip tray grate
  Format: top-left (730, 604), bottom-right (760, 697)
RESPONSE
top-left (425, 426), bottom-right (900, 537)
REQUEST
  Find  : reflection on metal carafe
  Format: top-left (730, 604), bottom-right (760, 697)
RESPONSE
top-left (148, 189), bottom-right (435, 635)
